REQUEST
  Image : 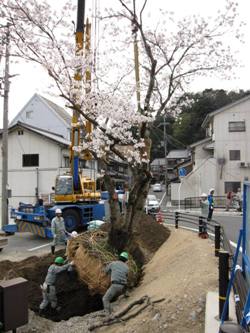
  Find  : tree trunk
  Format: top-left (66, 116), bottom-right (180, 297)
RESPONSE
top-left (103, 174), bottom-right (128, 251)
top-left (104, 166), bottom-right (151, 252)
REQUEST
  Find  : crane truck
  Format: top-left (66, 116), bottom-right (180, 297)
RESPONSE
top-left (3, 0), bottom-right (105, 239)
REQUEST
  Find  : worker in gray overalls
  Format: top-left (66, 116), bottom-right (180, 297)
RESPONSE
top-left (39, 257), bottom-right (73, 314)
top-left (51, 208), bottom-right (67, 255)
top-left (102, 252), bottom-right (129, 314)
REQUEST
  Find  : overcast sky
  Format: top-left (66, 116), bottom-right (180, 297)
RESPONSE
top-left (1, 0), bottom-right (250, 127)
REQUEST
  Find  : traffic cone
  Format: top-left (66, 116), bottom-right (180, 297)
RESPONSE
top-left (156, 210), bottom-right (163, 224)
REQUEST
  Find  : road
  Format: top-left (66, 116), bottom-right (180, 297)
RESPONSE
top-left (0, 232), bottom-right (55, 261)
top-left (215, 215), bottom-right (242, 246)
top-left (149, 188), bottom-right (243, 245)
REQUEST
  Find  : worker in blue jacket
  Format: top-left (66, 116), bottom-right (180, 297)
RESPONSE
top-left (207, 188), bottom-right (215, 221)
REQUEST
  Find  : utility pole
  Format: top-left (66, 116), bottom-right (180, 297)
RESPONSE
top-left (1, 23), bottom-right (10, 228)
top-left (163, 115), bottom-right (168, 197)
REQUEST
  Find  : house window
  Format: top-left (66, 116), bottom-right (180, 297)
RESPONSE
top-left (22, 154), bottom-right (39, 167)
top-left (224, 181), bottom-right (241, 193)
top-left (228, 121), bottom-right (246, 132)
top-left (26, 110), bottom-right (33, 119)
top-left (79, 159), bottom-right (86, 168)
top-left (18, 130), bottom-right (24, 135)
top-left (229, 150), bottom-right (241, 161)
top-left (118, 166), bottom-right (124, 173)
top-left (63, 156), bottom-right (70, 168)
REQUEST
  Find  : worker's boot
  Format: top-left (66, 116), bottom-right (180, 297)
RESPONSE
top-left (51, 246), bottom-right (55, 255)
top-left (38, 308), bottom-right (46, 317)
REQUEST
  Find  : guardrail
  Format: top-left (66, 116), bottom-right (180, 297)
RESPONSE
top-left (156, 210), bottom-right (248, 329)
top-left (184, 196), bottom-right (241, 211)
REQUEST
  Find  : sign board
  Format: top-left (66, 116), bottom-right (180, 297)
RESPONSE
top-left (178, 167), bottom-right (186, 178)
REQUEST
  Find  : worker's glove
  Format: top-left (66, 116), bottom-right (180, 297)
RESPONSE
top-left (40, 283), bottom-right (47, 291)
top-left (71, 231), bottom-right (78, 238)
top-left (69, 261), bottom-right (74, 265)
top-left (68, 264), bottom-right (74, 272)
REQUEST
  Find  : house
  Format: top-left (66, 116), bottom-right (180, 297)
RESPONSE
top-left (10, 93), bottom-right (71, 140)
top-left (171, 95), bottom-right (250, 204)
top-left (151, 149), bottom-right (190, 182)
top-left (0, 122), bottom-right (70, 214)
top-left (0, 122), bottom-right (100, 224)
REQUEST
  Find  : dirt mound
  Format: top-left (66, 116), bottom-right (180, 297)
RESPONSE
top-left (100, 228), bottom-right (218, 333)
top-left (129, 214), bottom-right (171, 265)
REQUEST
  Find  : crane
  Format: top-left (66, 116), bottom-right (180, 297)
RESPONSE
top-left (54, 0), bottom-right (101, 204)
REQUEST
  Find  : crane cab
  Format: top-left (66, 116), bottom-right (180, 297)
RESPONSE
top-left (54, 174), bottom-right (101, 203)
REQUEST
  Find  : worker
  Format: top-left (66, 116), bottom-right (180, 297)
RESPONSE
top-left (51, 208), bottom-right (67, 255)
top-left (39, 257), bottom-right (73, 314)
top-left (200, 193), bottom-right (209, 238)
top-left (207, 188), bottom-right (215, 221)
top-left (102, 251), bottom-right (129, 315)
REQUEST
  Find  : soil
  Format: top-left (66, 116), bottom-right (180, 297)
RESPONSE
top-left (0, 250), bottom-right (103, 321)
top-left (0, 215), bottom-right (169, 322)
top-left (0, 221), bottom-right (218, 332)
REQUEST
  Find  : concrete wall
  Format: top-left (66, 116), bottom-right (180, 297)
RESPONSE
top-left (171, 157), bottom-right (217, 203)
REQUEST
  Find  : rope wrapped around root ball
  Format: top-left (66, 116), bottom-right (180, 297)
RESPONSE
top-left (66, 230), bottom-right (138, 295)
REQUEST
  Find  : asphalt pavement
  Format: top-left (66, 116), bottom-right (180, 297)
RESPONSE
top-left (0, 232), bottom-right (53, 261)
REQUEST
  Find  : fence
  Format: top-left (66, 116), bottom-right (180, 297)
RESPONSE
top-left (158, 210), bottom-right (248, 329)
top-left (184, 196), bottom-right (238, 210)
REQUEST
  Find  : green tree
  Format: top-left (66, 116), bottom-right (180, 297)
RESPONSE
top-left (172, 89), bottom-right (250, 145)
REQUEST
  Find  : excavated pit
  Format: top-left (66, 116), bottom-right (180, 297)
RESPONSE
top-left (0, 251), bottom-right (103, 321)
top-left (0, 215), bottom-right (170, 322)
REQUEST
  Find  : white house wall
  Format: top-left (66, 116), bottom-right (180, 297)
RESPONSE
top-left (213, 100), bottom-right (250, 194)
top-left (10, 94), bottom-right (70, 140)
top-left (0, 128), bottom-right (64, 226)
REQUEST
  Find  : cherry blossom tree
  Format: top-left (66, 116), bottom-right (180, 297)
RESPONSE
top-left (1, 0), bottom-right (243, 250)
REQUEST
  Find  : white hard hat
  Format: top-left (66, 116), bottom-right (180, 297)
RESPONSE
top-left (201, 193), bottom-right (207, 197)
top-left (71, 231), bottom-right (78, 238)
top-left (55, 208), bottom-right (62, 214)
top-left (209, 188), bottom-right (215, 193)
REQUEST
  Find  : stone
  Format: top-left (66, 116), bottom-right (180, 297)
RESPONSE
top-left (190, 310), bottom-right (197, 321)
top-left (152, 313), bottom-right (161, 321)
